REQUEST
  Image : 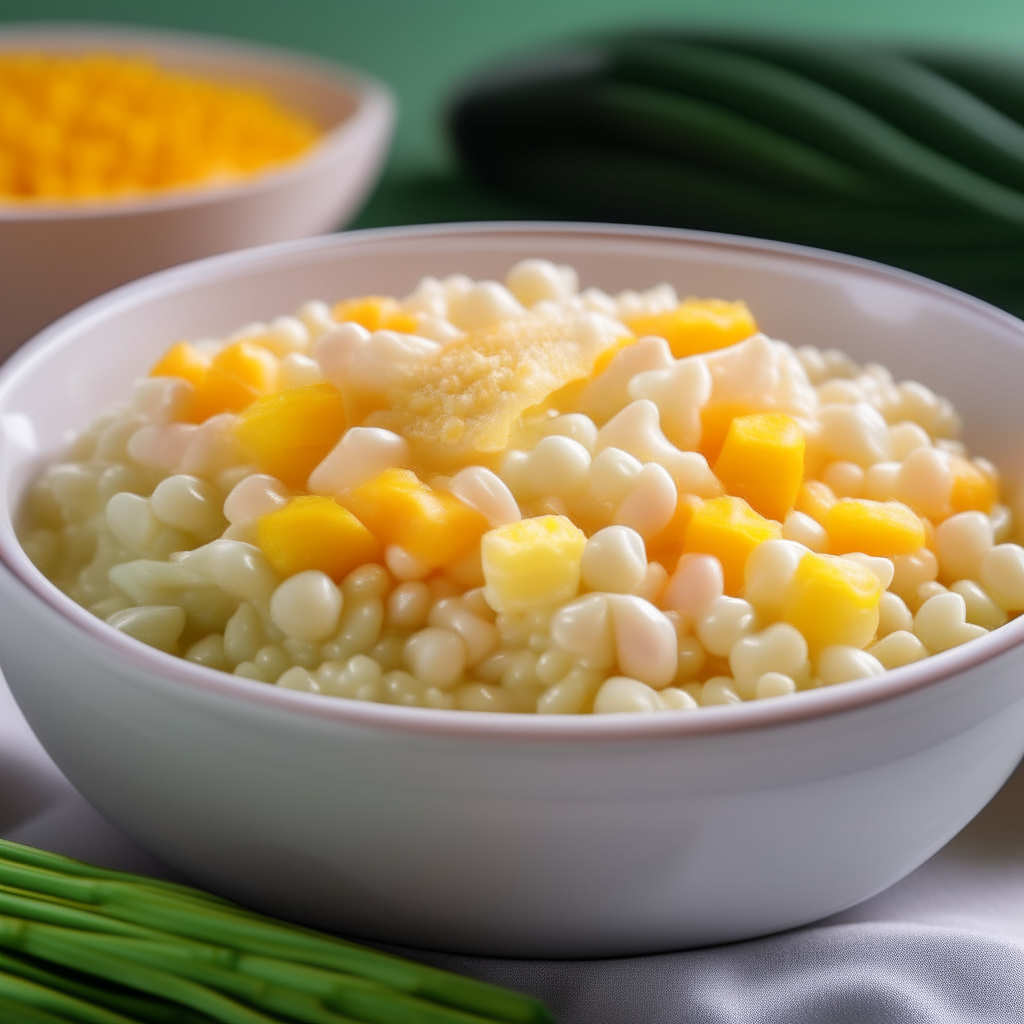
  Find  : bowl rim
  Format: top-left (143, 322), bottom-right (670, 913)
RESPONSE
top-left (0, 21), bottom-right (395, 221)
top-left (2, 219), bottom-right (1023, 742)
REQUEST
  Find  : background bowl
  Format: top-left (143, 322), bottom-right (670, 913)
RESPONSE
top-left (0, 24), bottom-right (394, 359)
top-left (1, 223), bottom-right (1023, 958)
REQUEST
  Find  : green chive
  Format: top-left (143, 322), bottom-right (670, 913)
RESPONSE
top-left (0, 887), bottom-right (166, 942)
top-left (0, 951), bottom-right (215, 1024)
top-left (0, 994), bottom-right (78, 1024)
top-left (0, 843), bottom-right (557, 1024)
top-left (0, 969), bottom-right (139, 1024)
top-left (40, 929), bottom-right (502, 1024)
top-left (0, 918), bottom-right (278, 1024)
top-left (0, 842), bottom-right (229, 907)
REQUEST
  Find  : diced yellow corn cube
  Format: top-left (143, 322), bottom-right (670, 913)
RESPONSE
top-left (235, 382), bottom-right (347, 488)
top-left (697, 400), bottom-right (757, 465)
top-left (781, 552), bottom-right (881, 650)
top-left (343, 468), bottom-right (487, 569)
top-left (191, 341), bottom-right (278, 421)
top-left (149, 340), bottom-right (210, 389)
top-left (824, 498), bottom-right (926, 557)
top-left (949, 455), bottom-right (998, 515)
top-left (258, 495), bottom-right (381, 581)
top-left (795, 480), bottom-right (838, 524)
top-left (647, 494), bottom-right (702, 571)
top-left (683, 495), bottom-right (782, 595)
top-left (625, 299), bottom-right (757, 359)
top-left (332, 295), bottom-right (419, 334)
top-left (481, 515), bottom-right (587, 613)
top-left (714, 412), bottom-right (805, 522)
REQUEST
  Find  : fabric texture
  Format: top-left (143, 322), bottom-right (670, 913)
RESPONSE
top-left (2, 674), bottom-right (1022, 1024)
top-left (408, 924), bottom-right (1024, 1023)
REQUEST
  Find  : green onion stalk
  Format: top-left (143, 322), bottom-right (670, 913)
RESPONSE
top-left (0, 840), bottom-right (557, 1024)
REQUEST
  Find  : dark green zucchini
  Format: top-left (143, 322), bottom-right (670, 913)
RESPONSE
top-left (658, 37), bottom-right (1024, 190)
top-left (453, 76), bottom-right (896, 202)
top-left (458, 141), bottom-right (1015, 247)
top-left (605, 40), bottom-right (1024, 225)
top-left (448, 37), bottom-right (1024, 314)
top-left (910, 50), bottom-right (1024, 125)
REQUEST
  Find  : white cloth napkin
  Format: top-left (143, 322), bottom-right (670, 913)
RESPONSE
top-left (3, 672), bottom-right (1022, 1024)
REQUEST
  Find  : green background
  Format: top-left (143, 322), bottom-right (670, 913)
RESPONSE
top-left (3, 0), bottom-right (1023, 228)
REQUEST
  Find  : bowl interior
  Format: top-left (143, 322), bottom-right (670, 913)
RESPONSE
top-left (2, 222), bottom-right (1024, 733)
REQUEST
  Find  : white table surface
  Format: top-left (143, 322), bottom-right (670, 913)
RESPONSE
top-left (3, 670), bottom-right (1022, 1023)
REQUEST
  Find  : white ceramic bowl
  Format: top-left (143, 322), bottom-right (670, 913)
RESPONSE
top-left (0, 24), bottom-right (394, 359)
top-left (1, 223), bottom-right (1023, 958)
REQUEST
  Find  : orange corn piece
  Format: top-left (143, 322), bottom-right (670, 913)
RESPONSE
top-left (795, 480), bottom-right (838, 525)
top-left (190, 341), bottom-right (278, 422)
top-left (625, 299), bottom-right (757, 359)
top-left (697, 400), bottom-right (757, 465)
top-left (714, 412), bottom-right (805, 522)
top-left (343, 468), bottom-right (488, 569)
top-left (332, 295), bottom-right (419, 334)
top-left (647, 494), bottom-right (702, 571)
top-left (235, 382), bottom-right (347, 489)
top-left (824, 499), bottom-right (926, 557)
top-left (149, 341), bottom-right (210, 390)
top-left (781, 552), bottom-right (881, 650)
top-left (949, 455), bottom-right (998, 515)
top-left (682, 495), bottom-right (782, 595)
top-left (258, 495), bottom-right (381, 581)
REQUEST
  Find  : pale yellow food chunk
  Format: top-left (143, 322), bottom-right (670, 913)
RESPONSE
top-left (781, 552), bottom-right (882, 651)
top-left (367, 315), bottom-right (627, 469)
top-left (482, 515), bottom-right (587, 613)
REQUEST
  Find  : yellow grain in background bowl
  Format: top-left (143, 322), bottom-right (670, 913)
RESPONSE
top-left (0, 51), bottom-right (322, 202)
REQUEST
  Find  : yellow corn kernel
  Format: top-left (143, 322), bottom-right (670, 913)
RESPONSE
top-left (342, 468), bottom-right (488, 569)
top-left (824, 498), bottom-right (926, 557)
top-left (949, 455), bottom-right (998, 515)
top-left (235, 382), bottom-right (347, 489)
top-left (149, 341), bottom-right (210, 390)
top-left (682, 495), bottom-right (782, 595)
top-left (697, 400), bottom-right (758, 465)
top-left (258, 495), bottom-right (381, 582)
top-left (781, 552), bottom-right (881, 650)
top-left (332, 295), bottom-right (419, 335)
top-left (624, 299), bottom-right (757, 359)
top-left (481, 515), bottom-right (587, 613)
top-left (714, 412), bottom-right (805, 522)
top-left (191, 341), bottom-right (278, 421)
top-left (795, 480), bottom-right (838, 524)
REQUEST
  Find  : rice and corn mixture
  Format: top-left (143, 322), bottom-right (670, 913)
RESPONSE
top-left (0, 52), bottom-right (320, 201)
top-left (18, 260), bottom-right (1024, 714)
